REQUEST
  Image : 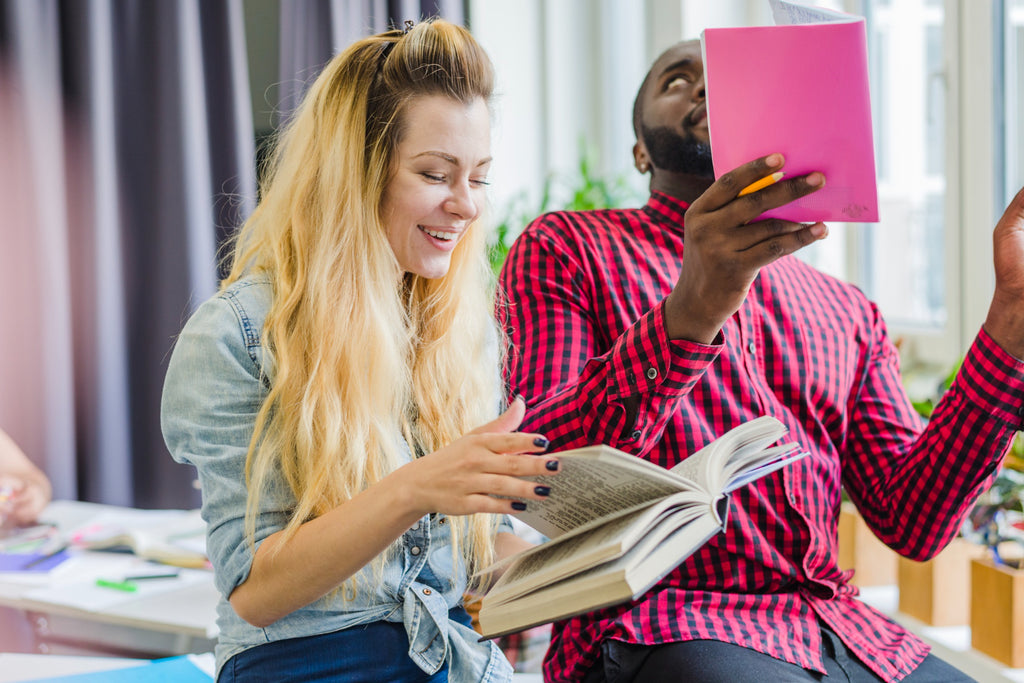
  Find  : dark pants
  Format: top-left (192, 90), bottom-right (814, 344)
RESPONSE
top-left (581, 627), bottom-right (976, 683)
top-left (220, 608), bottom-right (472, 683)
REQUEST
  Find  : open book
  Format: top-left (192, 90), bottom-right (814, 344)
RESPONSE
top-left (67, 508), bottom-right (208, 569)
top-left (476, 416), bottom-right (807, 639)
top-left (702, 0), bottom-right (877, 222)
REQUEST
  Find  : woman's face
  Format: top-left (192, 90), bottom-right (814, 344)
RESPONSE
top-left (381, 95), bottom-right (491, 279)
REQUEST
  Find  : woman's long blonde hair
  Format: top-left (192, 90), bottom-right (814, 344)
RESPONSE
top-left (223, 19), bottom-right (503, 591)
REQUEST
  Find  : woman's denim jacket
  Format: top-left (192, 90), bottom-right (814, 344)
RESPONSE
top-left (161, 275), bottom-right (513, 682)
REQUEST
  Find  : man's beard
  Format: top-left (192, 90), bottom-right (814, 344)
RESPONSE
top-left (641, 124), bottom-right (714, 178)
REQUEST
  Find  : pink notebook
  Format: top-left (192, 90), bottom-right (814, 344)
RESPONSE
top-left (702, 0), bottom-right (878, 223)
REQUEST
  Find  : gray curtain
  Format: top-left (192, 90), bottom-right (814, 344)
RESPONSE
top-left (277, 0), bottom-right (464, 124)
top-left (0, 0), bottom-right (255, 509)
top-left (0, 0), bottom-right (465, 511)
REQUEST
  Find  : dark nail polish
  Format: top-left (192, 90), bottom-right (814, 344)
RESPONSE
top-left (511, 501), bottom-right (527, 511)
top-left (545, 460), bottom-right (559, 471)
top-left (533, 437), bottom-right (549, 449)
top-left (534, 486), bottom-right (550, 497)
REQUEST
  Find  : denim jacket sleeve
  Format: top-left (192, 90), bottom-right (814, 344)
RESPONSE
top-left (160, 278), bottom-right (289, 598)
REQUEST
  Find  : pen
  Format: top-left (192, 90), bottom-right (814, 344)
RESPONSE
top-left (21, 543), bottom-right (68, 570)
top-left (96, 578), bottom-right (138, 592)
top-left (123, 571), bottom-right (180, 581)
top-left (738, 171), bottom-right (785, 197)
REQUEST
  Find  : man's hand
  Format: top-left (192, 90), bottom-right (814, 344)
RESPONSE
top-left (665, 153), bottom-right (827, 343)
top-left (985, 185), bottom-right (1024, 359)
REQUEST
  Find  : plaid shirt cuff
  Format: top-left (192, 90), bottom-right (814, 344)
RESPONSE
top-left (959, 326), bottom-right (1024, 429)
top-left (606, 299), bottom-right (722, 400)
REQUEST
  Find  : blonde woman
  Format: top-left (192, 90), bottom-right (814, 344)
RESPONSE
top-left (161, 20), bottom-right (556, 683)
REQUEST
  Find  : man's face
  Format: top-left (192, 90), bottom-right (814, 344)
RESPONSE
top-left (638, 40), bottom-right (714, 178)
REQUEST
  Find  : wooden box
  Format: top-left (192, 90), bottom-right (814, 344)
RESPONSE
top-left (970, 556), bottom-right (1024, 668)
top-left (898, 538), bottom-right (984, 626)
top-left (838, 502), bottom-right (897, 586)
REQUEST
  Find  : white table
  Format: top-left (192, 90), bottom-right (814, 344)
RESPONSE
top-left (0, 501), bottom-right (547, 678)
top-left (0, 500), bottom-right (218, 658)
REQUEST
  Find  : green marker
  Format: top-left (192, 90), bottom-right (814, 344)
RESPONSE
top-left (95, 578), bottom-right (137, 592)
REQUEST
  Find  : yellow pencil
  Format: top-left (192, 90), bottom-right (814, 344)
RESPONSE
top-left (738, 172), bottom-right (785, 196)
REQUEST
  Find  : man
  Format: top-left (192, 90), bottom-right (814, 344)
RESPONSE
top-left (499, 39), bottom-right (1024, 682)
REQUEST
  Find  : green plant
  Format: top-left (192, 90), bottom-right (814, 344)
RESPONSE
top-left (909, 359), bottom-right (962, 419)
top-left (487, 143), bottom-right (638, 274)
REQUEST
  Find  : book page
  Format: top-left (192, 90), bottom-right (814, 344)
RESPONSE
top-left (487, 492), bottom-right (707, 604)
top-left (721, 447), bottom-right (808, 492)
top-left (668, 416), bottom-right (787, 485)
top-left (485, 501), bottom-right (712, 610)
top-left (515, 446), bottom-right (694, 538)
top-left (67, 509), bottom-right (207, 567)
top-left (769, 0), bottom-right (858, 24)
top-left (478, 512), bottom-right (724, 638)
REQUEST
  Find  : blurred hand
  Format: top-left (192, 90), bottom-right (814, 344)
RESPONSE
top-left (0, 474), bottom-right (48, 528)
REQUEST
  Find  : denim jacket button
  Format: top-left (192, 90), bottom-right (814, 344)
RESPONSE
top-left (423, 588), bottom-right (432, 595)
top-left (410, 546), bottom-right (421, 556)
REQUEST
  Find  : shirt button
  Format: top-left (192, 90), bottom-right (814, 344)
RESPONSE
top-left (412, 522), bottom-right (420, 531)
top-left (646, 367), bottom-right (658, 380)
top-left (423, 588), bottom-right (432, 595)
top-left (410, 546), bottom-right (421, 556)
top-left (631, 429), bottom-right (642, 440)
top-left (747, 342), bottom-right (756, 354)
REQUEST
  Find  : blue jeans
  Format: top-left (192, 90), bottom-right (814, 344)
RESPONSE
top-left (219, 607), bottom-right (473, 683)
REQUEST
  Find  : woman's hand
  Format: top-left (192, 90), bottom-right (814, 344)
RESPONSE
top-left (396, 396), bottom-right (558, 517)
top-left (231, 397), bottom-right (559, 627)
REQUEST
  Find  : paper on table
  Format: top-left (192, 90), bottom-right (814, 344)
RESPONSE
top-left (21, 554), bottom-right (211, 613)
top-left (701, 0), bottom-right (878, 223)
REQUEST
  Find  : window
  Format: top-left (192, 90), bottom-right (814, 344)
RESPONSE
top-left (861, 1), bottom-right (948, 332)
top-left (802, 1), bottom-right (950, 350)
top-left (1006, 0), bottom-right (1024, 205)
top-left (472, 0), bottom-right (1011, 369)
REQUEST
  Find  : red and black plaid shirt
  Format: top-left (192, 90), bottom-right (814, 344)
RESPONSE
top-left (498, 191), bottom-right (1024, 682)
